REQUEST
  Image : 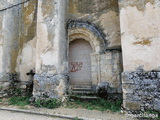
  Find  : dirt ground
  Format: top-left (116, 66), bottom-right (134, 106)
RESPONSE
top-left (0, 98), bottom-right (137, 120)
top-left (0, 110), bottom-right (66, 120)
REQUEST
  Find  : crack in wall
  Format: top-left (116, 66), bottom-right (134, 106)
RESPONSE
top-left (0, 0), bottom-right (32, 12)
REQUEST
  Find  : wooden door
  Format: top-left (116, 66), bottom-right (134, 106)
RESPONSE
top-left (69, 39), bottom-right (92, 86)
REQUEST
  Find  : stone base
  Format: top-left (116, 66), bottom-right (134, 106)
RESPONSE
top-left (122, 71), bottom-right (160, 111)
top-left (0, 73), bottom-right (33, 97)
top-left (0, 73), bottom-right (19, 97)
top-left (33, 74), bottom-right (68, 100)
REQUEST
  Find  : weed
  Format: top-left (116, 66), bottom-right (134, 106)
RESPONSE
top-left (0, 99), bottom-right (2, 102)
top-left (145, 110), bottom-right (160, 119)
top-left (66, 97), bottom-right (122, 112)
top-left (34, 99), bottom-right (62, 109)
top-left (8, 96), bottom-right (30, 106)
top-left (73, 117), bottom-right (83, 120)
top-left (15, 88), bottom-right (22, 96)
top-left (73, 117), bottom-right (78, 120)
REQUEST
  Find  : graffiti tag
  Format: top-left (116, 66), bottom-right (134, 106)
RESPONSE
top-left (70, 62), bottom-right (83, 72)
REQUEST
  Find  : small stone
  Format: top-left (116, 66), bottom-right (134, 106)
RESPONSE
top-left (20, 85), bottom-right (26, 89)
top-left (153, 99), bottom-right (160, 111)
top-left (157, 72), bottom-right (160, 78)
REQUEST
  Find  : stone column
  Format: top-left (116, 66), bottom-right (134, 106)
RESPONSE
top-left (119, 0), bottom-right (160, 111)
top-left (0, 1), bottom-right (20, 97)
top-left (33, 0), bottom-right (68, 99)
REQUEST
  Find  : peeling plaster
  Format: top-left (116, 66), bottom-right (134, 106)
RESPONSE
top-left (120, 2), bottom-right (160, 71)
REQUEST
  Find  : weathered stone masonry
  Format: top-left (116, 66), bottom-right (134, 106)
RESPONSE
top-left (0, 0), bottom-right (159, 112)
top-left (119, 0), bottom-right (160, 111)
top-left (122, 72), bottom-right (160, 111)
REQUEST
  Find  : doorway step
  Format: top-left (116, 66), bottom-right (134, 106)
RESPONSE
top-left (68, 85), bottom-right (96, 96)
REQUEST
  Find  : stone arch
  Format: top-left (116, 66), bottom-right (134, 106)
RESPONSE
top-left (67, 21), bottom-right (107, 91)
top-left (68, 20), bottom-right (108, 53)
top-left (68, 28), bottom-right (100, 52)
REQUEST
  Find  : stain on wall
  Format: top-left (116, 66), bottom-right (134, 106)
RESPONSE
top-left (16, 0), bottom-right (38, 81)
top-left (68, 0), bottom-right (121, 47)
top-left (120, 1), bottom-right (160, 71)
top-left (119, 0), bottom-right (154, 10)
top-left (133, 39), bottom-right (152, 46)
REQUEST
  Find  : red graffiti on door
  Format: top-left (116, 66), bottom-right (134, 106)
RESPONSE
top-left (70, 62), bottom-right (83, 72)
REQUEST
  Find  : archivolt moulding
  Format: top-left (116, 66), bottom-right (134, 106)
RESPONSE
top-left (68, 20), bottom-right (108, 53)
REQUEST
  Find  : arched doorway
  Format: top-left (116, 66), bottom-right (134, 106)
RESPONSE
top-left (69, 39), bottom-right (92, 87)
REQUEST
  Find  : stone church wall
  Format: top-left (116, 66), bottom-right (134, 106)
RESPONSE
top-left (119, 0), bottom-right (160, 111)
top-left (68, 0), bottom-right (122, 93)
top-left (68, 0), bottom-right (121, 47)
top-left (0, 0), bottom-right (37, 97)
top-left (0, 0), bottom-right (158, 112)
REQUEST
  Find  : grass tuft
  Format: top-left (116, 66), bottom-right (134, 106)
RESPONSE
top-left (8, 96), bottom-right (30, 106)
top-left (66, 97), bottom-right (122, 112)
top-left (34, 99), bottom-right (62, 109)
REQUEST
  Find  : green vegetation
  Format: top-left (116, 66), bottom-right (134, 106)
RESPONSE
top-left (15, 88), bottom-right (22, 96)
top-left (73, 117), bottom-right (83, 120)
top-left (66, 97), bottom-right (122, 112)
top-left (8, 96), bottom-right (30, 106)
top-left (34, 99), bottom-right (62, 109)
top-left (145, 110), bottom-right (160, 119)
top-left (0, 99), bottom-right (2, 102)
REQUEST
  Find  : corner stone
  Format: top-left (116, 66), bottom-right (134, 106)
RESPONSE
top-left (123, 100), bottom-right (141, 110)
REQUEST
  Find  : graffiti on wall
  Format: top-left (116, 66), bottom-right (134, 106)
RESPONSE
top-left (70, 62), bottom-right (83, 72)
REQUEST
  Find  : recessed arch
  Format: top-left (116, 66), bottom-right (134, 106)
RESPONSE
top-left (68, 20), bottom-right (108, 53)
top-left (68, 28), bottom-right (101, 53)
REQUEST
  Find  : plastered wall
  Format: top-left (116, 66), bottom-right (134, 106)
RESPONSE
top-left (119, 0), bottom-right (160, 72)
top-left (16, 0), bottom-right (37, 82)
top-left (68, 0), bottom-right (121, 48)
top-left (119, 0), bottom-right (160, 111)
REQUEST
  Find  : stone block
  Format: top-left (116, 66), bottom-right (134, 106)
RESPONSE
top-left (117, 87), bottom-right (122, 93)
top-left (123, 100), bottom-right (141, 110)
top-left (107, 86), bottom-right (117, 93)
top-left (157, 72), bottom-right (160, 78)
top-left (122, 83), bottom-right (135, 93)
top-left (122, 73), bottom-right (134, 84)
top-left (20, 85), bottom-right (27, 89)
top-left (1, 82), bottom-right (10, 90)
top-left (153, 99), bottom-right (160, 111)
top-left (123, 93), bottom-right (133, 101)
top-left (33, 74), bottom-right (68, 99)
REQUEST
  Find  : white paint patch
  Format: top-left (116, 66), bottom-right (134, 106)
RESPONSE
top-left (40, 51), bottom-right (57, 65)
top-left (16, 39), bottom-right (36, 81)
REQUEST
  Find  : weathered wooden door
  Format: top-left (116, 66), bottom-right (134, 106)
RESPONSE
top-left (69, 39), bottom-right (92, 86)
